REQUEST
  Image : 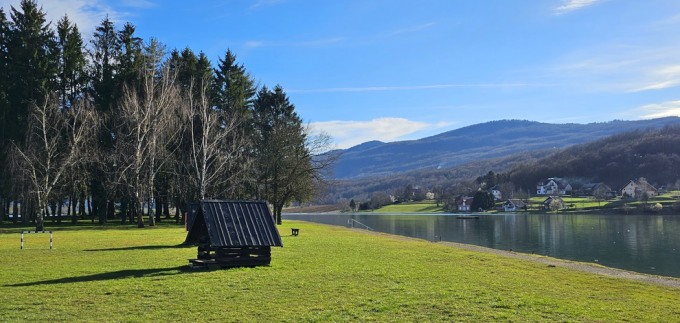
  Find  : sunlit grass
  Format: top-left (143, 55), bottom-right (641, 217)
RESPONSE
top-left (374, 201), bottom-right (444, 213)
top-left (1, 221), bottom-right (679, 321)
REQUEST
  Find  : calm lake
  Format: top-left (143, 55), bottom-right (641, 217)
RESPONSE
top-left (283, 212), bottom-right (680, 278)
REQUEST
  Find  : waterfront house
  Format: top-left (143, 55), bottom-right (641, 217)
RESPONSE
top-left (502, 199), bottom-right (526, 212)
top-left (579, 182), bottom-right (614, 198)
top-left (458, 196), bottom-right (474, 212)
top-left (543, 196), bottom-right (565, 210)
top-left (621, 178), bottom-right (658, 199)
top-left (536, 178), bottom-right (572, 195)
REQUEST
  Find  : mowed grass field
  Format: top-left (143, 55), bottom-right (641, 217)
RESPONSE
top-left (374, 202), bottom-right (444, 213)
top-left (1, 221), bottom-right (679, 321)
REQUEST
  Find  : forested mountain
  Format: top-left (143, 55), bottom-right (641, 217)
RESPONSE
top-left (331, 118), bottom-right (680, 179)
top-left (320, 149), bottom-right (548, 203)
top-left (323, 124), bottom-right (680, 204)
top-left (507, 125), bottom-right (680, 191)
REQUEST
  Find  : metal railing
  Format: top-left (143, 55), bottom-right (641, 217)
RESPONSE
top-left (348, 219), bottom-right (374, 231)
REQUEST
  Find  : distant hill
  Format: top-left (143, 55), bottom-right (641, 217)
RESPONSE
top-left (320, 122), bottom-right (680, 203)
top-left (321, 149), bottom-right (548, 202)
top-left (507, 125), bottom-right (680, 191)
top-left (331, 117), bottom-right (680, 179)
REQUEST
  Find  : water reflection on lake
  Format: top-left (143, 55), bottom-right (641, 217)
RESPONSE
top-left (283, 212), bottom-right (680, 278)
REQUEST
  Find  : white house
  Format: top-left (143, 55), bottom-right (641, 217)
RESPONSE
top-left (490, 186), bottom-right (502, 201)
top-left (537, 178), bottom-right (572, 195)
top-left (621, 178), bottom-right (658, 199)
top-left (502, 199), bottom-right (526, 212)
top-left (458, 196), bottom-right (473, 212)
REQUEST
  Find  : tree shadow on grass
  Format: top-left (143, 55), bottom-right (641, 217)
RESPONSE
top-left (6, 265), bottom-right (199, 287)
top-left (84, 244), bottom-right (193, 252)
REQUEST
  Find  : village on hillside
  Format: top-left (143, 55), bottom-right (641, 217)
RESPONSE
top-left (335, 176), bottom-right (679, 215)
top-left (496, 177), bottom-right (667, 214)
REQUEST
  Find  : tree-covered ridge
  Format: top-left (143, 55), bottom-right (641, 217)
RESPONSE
top-left (0, 0), bottom-right (334, 229)
top-left (331, 118), bottom-right (680, 179)
top-left (324, 125), bottom-right (680, 209)
top-left (508, 125), bottom-right (680, 191)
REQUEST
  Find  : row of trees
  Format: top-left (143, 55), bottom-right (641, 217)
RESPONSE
top-left (0, 1), bottom-right (334, 230)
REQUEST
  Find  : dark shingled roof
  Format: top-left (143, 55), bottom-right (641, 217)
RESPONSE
top-left (185, 200), bottom-right (283, 247)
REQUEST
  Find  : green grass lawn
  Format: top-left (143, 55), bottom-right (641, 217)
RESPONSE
top-left (1, 221), bottom-right (679, 321)
top-left (373, 201), bottom-right (444, 213)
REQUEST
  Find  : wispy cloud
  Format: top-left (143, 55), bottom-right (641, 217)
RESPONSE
top-left (310, 118), bottom-right (439, 149)
top-left (554, 0), bottom-right (602, 15)
top-left (635, 100), bottom-right (680, 119)
top-left (629, 64), bottom-right (680, 92)
top-left (289, 83), bottom-right (527, 94)
top-left (249, 0), bottom-right (286, 10)
top-left (547, 42), bottom-right (680, 93)
top-left (120, 0), bottom-right (156, 9)
top-left (244, 37), bottom-right (344, 48)
top-left (391, 22), bottom-right (436, 35)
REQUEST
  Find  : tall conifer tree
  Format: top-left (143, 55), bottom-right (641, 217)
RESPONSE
top-left (6, 0), bottom-right (58, 144)
top-left (0, 8), bottom-right (9, 222)
top-left (56, 15), bottom-right (85, 109)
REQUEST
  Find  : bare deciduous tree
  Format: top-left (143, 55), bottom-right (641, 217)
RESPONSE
top-left (184, 77), bottom-right (251, 200)
top-left (115, 39), bottom-right (182, 228)
top-left (13, 94), bottom-right (94, 231)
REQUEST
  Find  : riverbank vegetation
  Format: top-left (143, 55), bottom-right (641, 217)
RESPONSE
top-left (1, 221), bottom-right (678, 321)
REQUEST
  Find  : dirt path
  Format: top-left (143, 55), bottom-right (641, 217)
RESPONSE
top-left (439, 241), bottom-right (680, 289)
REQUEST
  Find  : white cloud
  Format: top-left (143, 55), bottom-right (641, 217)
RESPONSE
top-left (636, 100), bottom-right (680, 119)
top-left (244, 40), bottom-right (266, 48)
top-left (244, 37), bottom-right (344, 48)
top-left (546, 43), bottom-right (680, 93)
top-left (249, 0), bottom-right (286, 10)
top-left (289, 83), bottom-right (527, 94)
top-left (630, 80), bottom-right (680, 92)
top-left (310, 118), bottom-right (434, 149)
top-left (391, 22), bottom-right (436, 35)
top-left (629, 64), bottom-right (680, 92)
top-left (554, 0), bottom-right (602, 15)
top-left (120, 0), bottom-right (156, 8)
top-left (0, 0), bottom-right (117, 38)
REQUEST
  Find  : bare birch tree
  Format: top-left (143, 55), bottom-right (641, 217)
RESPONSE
top-left (115, 38), bottom-right (181, 228)
top-left (183, 77), bottom-right (251, 200)
top-left (12, 94), bottom-right (94, 231)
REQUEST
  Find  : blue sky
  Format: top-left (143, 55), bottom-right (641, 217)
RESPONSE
top-left (3, 0), bottom-right (680, 148)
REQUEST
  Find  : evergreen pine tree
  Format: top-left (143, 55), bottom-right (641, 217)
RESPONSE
top-left (56, 15), bottom-right (86, 109)
top-left (6, 0), bottom-right (58, 144)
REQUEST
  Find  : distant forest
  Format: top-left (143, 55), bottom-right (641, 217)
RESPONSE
top-left (508, 125), bottom-right (680, 191)
top-left (0, 1), bottom-right (334, 229)
top-left (324, 125), bottom-right (680, 208)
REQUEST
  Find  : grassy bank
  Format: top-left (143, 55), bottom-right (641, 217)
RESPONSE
top-left (373, 201), bottom-right (444, 213)
top-left (1, 222), bottom-right (679, 321)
